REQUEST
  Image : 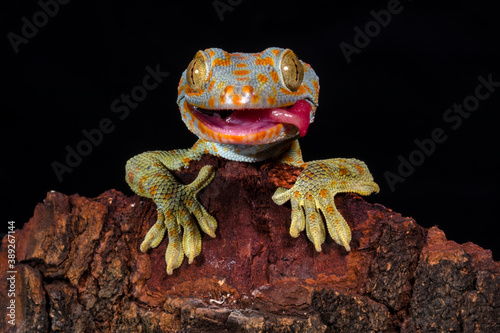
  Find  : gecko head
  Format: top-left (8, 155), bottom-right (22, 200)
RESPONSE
top-left (176, 47), bottom-right (320, 145)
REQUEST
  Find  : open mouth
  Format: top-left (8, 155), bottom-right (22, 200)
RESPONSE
top-left (188, 99), bottom-right (313, 138)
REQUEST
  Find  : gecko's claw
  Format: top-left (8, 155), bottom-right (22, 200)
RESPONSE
top-left (272, 158), bottom-right (379, 252)
top-left (139, 165), bottom-right (216, 274)
top-left (140, 216), bottom-right (167, 253)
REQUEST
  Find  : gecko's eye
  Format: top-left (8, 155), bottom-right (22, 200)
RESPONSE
top-left (280, 49), bottom-right (304, 92)
top-left (186, 51), bottom-right (208, 93)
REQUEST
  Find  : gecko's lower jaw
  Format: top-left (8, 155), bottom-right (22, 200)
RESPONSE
top-left (185, 100), bottom-right (313, 145)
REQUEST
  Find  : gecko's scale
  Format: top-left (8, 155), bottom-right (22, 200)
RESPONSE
top-left (126, 47), bottom-right (379, 274)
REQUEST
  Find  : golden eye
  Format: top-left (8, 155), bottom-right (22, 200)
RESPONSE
top-left (186, 52), bottom-right (208, 92)
top-left (280, 50), bottom-right (304, 92)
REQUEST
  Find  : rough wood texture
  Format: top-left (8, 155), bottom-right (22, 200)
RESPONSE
top-left (1, 155), bottom-right (499, 332)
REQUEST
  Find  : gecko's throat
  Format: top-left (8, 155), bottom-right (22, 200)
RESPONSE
top-left (187, 99), bottom-right (312, 145)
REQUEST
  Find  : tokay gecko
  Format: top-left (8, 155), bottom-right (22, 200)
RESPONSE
top-left (126, 47), bottom-right (379, 274)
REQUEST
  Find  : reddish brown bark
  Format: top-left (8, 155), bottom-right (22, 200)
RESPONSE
top-left (1, 155), bottom-right (499, 332)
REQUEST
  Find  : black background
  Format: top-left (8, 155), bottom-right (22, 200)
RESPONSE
top-left (2, 0), bottom-right (499, 258)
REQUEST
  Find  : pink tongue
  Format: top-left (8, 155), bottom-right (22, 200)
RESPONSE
top-left (224, 100), bottom-right (312, 137)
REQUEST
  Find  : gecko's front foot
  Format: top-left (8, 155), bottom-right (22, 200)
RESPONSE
top-left (272, 158), bottom-right (379, 252)
top-left (141, 165), bottom-right (217, 274)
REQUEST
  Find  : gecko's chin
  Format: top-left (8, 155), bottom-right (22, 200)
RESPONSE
top-left (183, 100), bottom-right (312, 145)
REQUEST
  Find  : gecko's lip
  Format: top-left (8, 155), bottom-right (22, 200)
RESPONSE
top-left (188, 100), bottom-right (312, 139)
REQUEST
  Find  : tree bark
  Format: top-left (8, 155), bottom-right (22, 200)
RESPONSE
top-left (1, 155), bottom-right (499, 332)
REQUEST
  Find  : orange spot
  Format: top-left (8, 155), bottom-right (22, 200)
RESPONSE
top-left (223, 86), bottom-right (235, 95)
top-left (294, 191), bottom-right (301, 198)
top-left (229, 134), bottom-right (245, 143)
top-left (149, 185), bottom-right (158, 196)
top-left (353, 163), bottom-right (365, 175)
top-left (267, 96), bottom-right (276, 106)
top-left (198, 123), bottom-right (207, 135)
top-left (208, 97), bottom-right (215, 109)
top-left (164, 211), bottom-right (174, 221)
top-left (207, 80), bottom-right (216, 92)
top-left (236, 63), bottom-right (248, 68)
top-left (339, 166), bottom-right (349, 176)
top-left (326, 205), bottom-right (335, 214)
top-left (304, 83), bottom-right (312, 94)
top-left (186, 86), bottom-right (205, 96)
top-left (254, 57), bottom-right (274, 66)
top-left (255, 130), bottom-right (266, 142)
top-left (208, 50), bottom-right (215, 57)
top-left (232, 94), bottom-right (244, 105)
top-left (233, 53), bottom-right (247, 60)
top-left (319, 189), bottom-right (328, 198)
top-left (138, 176), bottom-right (147, 194)
top-left (304, 170), bottom-right (314, 178)
top-left (312, 80), bottom-right (319, 96)
top-left (127, 172), bottom-right (135, 183)
top-left (242, 85), bottom-right (254, 95)
top-left (177, 85), bottom-right (184, 97)
top-left (213, 58), bottom-right (230, 66)
top-left (233, 70), bottom-right (250, 76)
top-left (272, 49), bottom-right (280, 56)
top-left (183, 157), bottom-right (191, 164)
top-left (258, 74), bottom-right (268, 84)
top-left (280, 85), bottom-right (306, 95)
top-left (270, 71), bottom-right (279, 83)
top-left (220, 86), bottom-right (235, 104)
top-left (251, 94), bottom-right (260, 104)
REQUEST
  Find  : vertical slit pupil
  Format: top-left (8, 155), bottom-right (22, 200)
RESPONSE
top-left (190, 66), bottom-right (195, 84)
top-left (293, 58), bottom-right (299, 81)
